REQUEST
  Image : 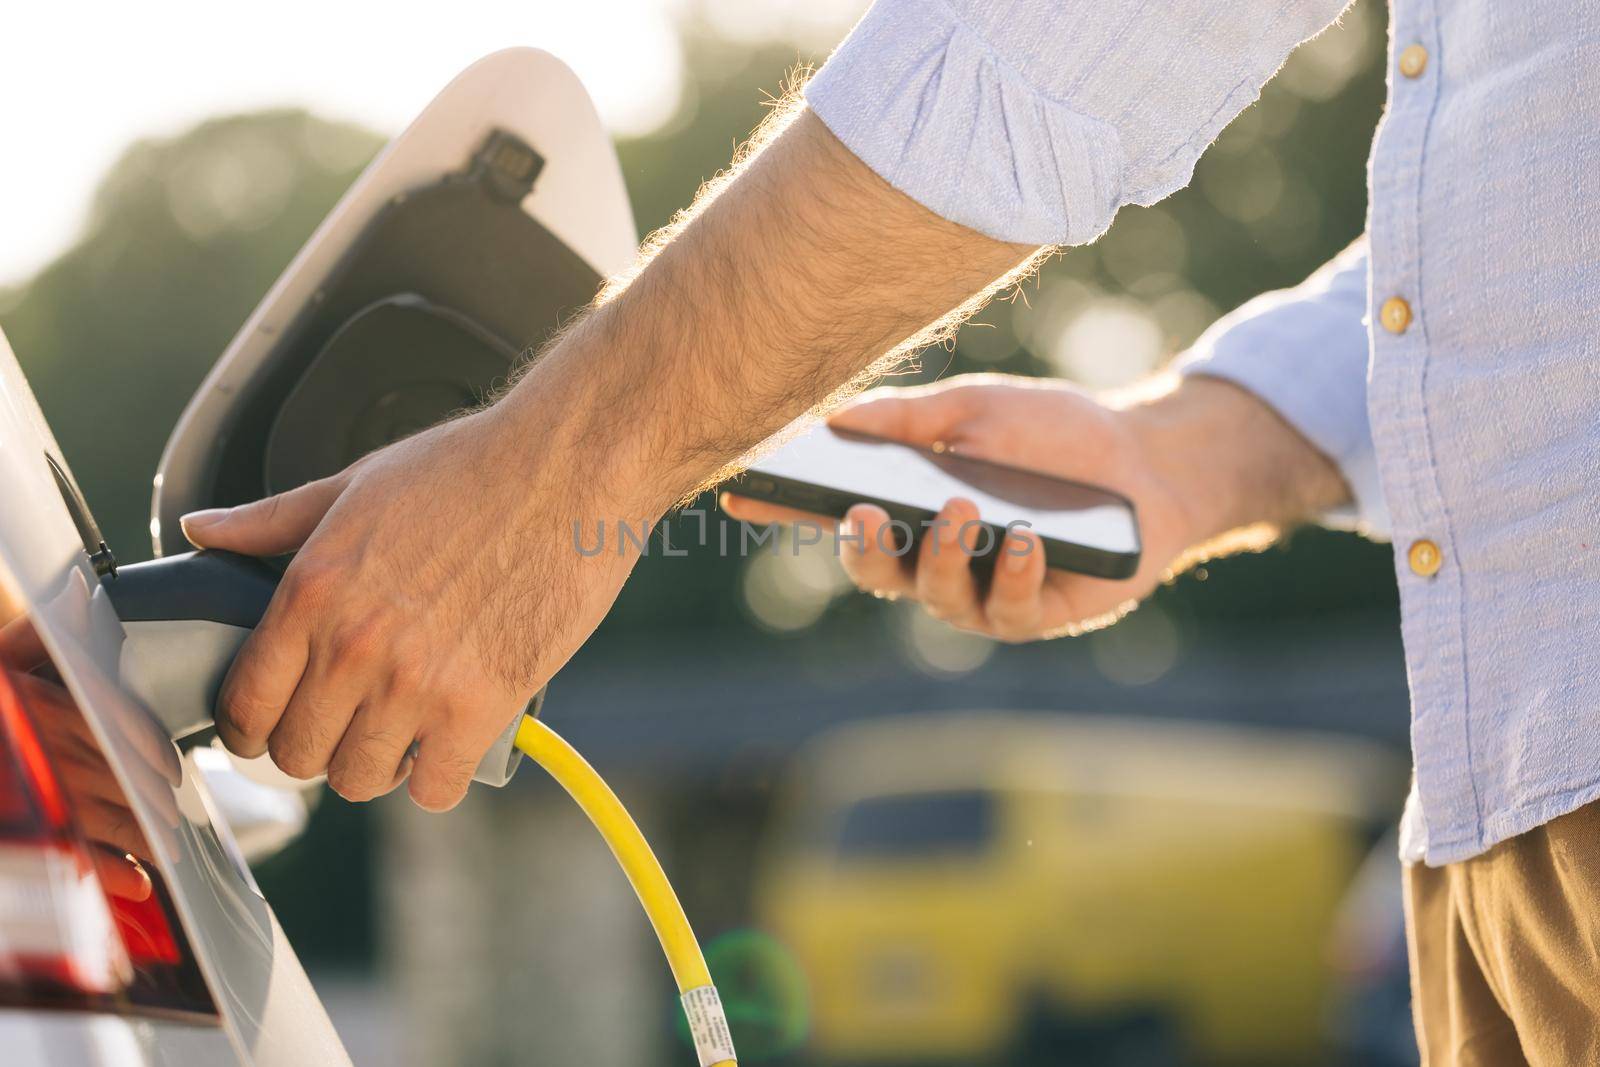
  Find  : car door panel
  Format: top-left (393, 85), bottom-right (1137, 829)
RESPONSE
top-left (2, 326), bottom-right (349, 1066)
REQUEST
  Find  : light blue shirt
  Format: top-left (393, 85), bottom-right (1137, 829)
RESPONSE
top-left (806, 0), bottom-right (1600, 865)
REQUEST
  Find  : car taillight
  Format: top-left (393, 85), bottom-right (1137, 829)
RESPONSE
top-left (0, 840), bottom-right (129, 994)
top-left (0, 662), bottom-right (215, 1018)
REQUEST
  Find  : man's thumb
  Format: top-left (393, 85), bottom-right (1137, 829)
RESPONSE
top-left (829, 387), bottom-right (978, 446)
top-left (180, 478), bottom-right (343, 556)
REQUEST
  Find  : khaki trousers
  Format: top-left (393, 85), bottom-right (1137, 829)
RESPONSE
top-left (1405, 800), bottom-right (1600, 1066)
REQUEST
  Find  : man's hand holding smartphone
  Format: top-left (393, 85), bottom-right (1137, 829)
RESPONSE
top-left (721, 373), bottom-right (1350, 643)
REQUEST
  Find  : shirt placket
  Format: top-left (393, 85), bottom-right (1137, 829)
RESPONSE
top-left (1366, 0), bottom-right (1478, 860)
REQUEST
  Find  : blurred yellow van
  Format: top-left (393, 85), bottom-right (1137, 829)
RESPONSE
top-left (756, 713), bottom-right (1406, 1065)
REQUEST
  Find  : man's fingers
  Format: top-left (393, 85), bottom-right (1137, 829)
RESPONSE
top-left (0, 617), bottom-right (48, 671)
top-left (829, 384), bottom-right (981, 446)
top-left (838, 504), bottom-right (914, 598)
top-left (215, 589), bottom-right (311, 759)
top-left (265, 648), bottom-right (363, 780)
top-left (327, 699), bottom-right (422, 802)
top-left (180, 475), bottom-right (345, 556)
top-left (90, 844), bottom-right (153, 903)
top-left (77, 795), bottom-right (151, 860)
top-left (12, 673), bottom-right (97, 754)
top-left (914, 498), bottom-right (986, 626)
top-left (717, 492), bottom-right (832, 528)
top-left (985, 527), bottom-right (1049, 641)
top-left (407, 731), bottom-right (481, 813)
top-left (52, 748), bottom-right (129, 808)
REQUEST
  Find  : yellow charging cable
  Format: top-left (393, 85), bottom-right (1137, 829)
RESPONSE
top-left (515, 716), bottom-right (738, 1067)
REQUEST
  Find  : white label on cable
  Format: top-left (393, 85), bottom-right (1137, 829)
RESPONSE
top-left (680, 984), bottom-right (736, 1066)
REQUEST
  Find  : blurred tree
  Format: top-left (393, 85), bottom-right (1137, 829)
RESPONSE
top-left (0, 110), bottom-right (383, 564)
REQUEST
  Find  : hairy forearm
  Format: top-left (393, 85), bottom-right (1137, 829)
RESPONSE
top-left (498, 107), bottom-right (1042, 517)
top-left (1123, 375), bottom-right (1352, 558)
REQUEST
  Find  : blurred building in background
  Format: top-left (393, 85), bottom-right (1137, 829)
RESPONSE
top-left (0, 2), bottom-right (1415, 1064)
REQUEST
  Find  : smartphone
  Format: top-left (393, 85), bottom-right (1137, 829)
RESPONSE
top-left (734, 425), bottom-right (1141, 579)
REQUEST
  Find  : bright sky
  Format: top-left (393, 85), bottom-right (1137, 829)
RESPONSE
top-left (0, 0), bottom-right (863, 287)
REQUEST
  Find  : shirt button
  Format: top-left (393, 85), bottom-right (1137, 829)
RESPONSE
top-left (1408, 539), bottom-right (1443, 578)
top-left (1399, 44), bottom-right (1429, 78)
top-left (1380, 296), bottom-right (1413, 334)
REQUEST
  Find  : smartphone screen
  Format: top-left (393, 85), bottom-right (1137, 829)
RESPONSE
top-left (739, 425), bottom-right (1140, 579)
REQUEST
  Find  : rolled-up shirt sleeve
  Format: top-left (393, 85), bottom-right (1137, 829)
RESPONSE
top-left (1176, 240), bottom-right (1389, 538)
top-left (805, 0), bottom-right (1352, 246)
